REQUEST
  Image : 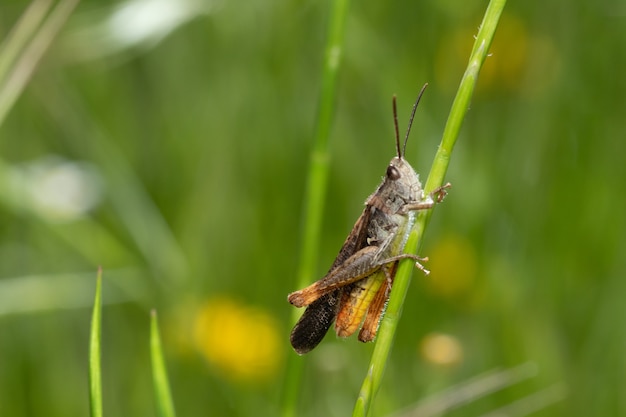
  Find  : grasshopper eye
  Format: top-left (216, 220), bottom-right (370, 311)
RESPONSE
top-left (386, 165), bottom-right (400, 180)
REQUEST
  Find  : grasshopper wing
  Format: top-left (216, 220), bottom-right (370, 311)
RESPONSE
top-left (290, 291), bottom-right (342, 354)
top-left (289, 206), bottom-right (373, 354)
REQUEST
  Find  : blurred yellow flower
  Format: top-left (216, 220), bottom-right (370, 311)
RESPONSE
top-left (427, 235), bottom-right (478, 302)
top-left (192, 296), bottom-right (283, 383)
top-left (477, 14), bottom-right (529, 92)
top-left (435, 13), bottom-right (560, 96)
top-left (420, 332), bottom-right (463, 367)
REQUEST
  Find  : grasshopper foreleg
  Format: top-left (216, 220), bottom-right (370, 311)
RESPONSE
top-left (402, 182), bottom-right (452, 212)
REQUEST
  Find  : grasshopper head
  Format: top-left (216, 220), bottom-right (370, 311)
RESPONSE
top-left (382, 156), bottom-right (424, 205)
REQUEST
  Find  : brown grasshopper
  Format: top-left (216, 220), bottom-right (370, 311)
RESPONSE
top-left (288, 84), bottom-right (450, 354)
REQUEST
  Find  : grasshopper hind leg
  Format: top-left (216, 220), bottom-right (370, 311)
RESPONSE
top-left (290, 290), bottom-right (341, 355)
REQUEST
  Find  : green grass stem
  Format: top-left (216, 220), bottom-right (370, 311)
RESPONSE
top-left (352, 1), bottom-right (507, 416)
top-left (281, 0), bottom-right (351, 415)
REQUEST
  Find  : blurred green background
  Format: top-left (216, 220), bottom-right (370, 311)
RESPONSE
top-left (0, 0), bottom-right (625, 416)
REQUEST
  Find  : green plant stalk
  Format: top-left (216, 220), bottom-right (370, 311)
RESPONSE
top-left (281, 0), bottom-right (351, 415)
top-left (89, 267), bottom-right (103, 417)
top-left (352, 1), bottom-right (507, 416)
top-left (151, 310), bottom-right (177, 417)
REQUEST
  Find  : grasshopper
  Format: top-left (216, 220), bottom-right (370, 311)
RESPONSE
top-left (288, 84), bottom-right (450, 354)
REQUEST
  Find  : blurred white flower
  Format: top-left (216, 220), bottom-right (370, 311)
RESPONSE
top-left (62, 0), bottom-right (216, 61)
top-left (14, 156), bottom-right (104, 222)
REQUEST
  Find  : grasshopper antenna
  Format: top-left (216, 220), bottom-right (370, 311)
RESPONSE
top-left (402, 83), bottom-right (429, 157)
top-left (392, 95), bottom-right (401, 158)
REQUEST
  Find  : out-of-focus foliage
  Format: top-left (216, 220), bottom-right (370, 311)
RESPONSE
top-left (0, 0), bottom-right (624, 416)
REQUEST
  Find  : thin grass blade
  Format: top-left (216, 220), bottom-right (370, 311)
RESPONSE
top-left (88, 267), bottom-right (103, 417)
top-left (150, 309), bottom-right (177, 417)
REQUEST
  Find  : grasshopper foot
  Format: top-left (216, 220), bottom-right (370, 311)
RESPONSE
top-left (430, 182), bottom-right (452, 203)
top-left (415, 256), bottom-right (430, 275)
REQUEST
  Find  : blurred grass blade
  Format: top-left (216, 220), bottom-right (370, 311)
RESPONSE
top-left (89, 267), bottom-right (103, 417)
top-left (0, 0), bottom-right (52, 81)
top-left (0, 0), bottom-right (81, 127)
top-left (478, 383), bottom-right (566, 417)
top-left (353, 1), bottom-right (507, 416)
top-left (293, 0), bottom-right (351, 294)
top-left (281, 0), bottom-right (351, 415)
top-left (0, 269), bottom-right (139, 316)
top-left (390, 362), bottom-right (539, 417)
top-left (150, 309), bottom-right (177, 417)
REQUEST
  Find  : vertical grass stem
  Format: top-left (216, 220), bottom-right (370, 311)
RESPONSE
top-left (353, 1), bottom-right (507, 415)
